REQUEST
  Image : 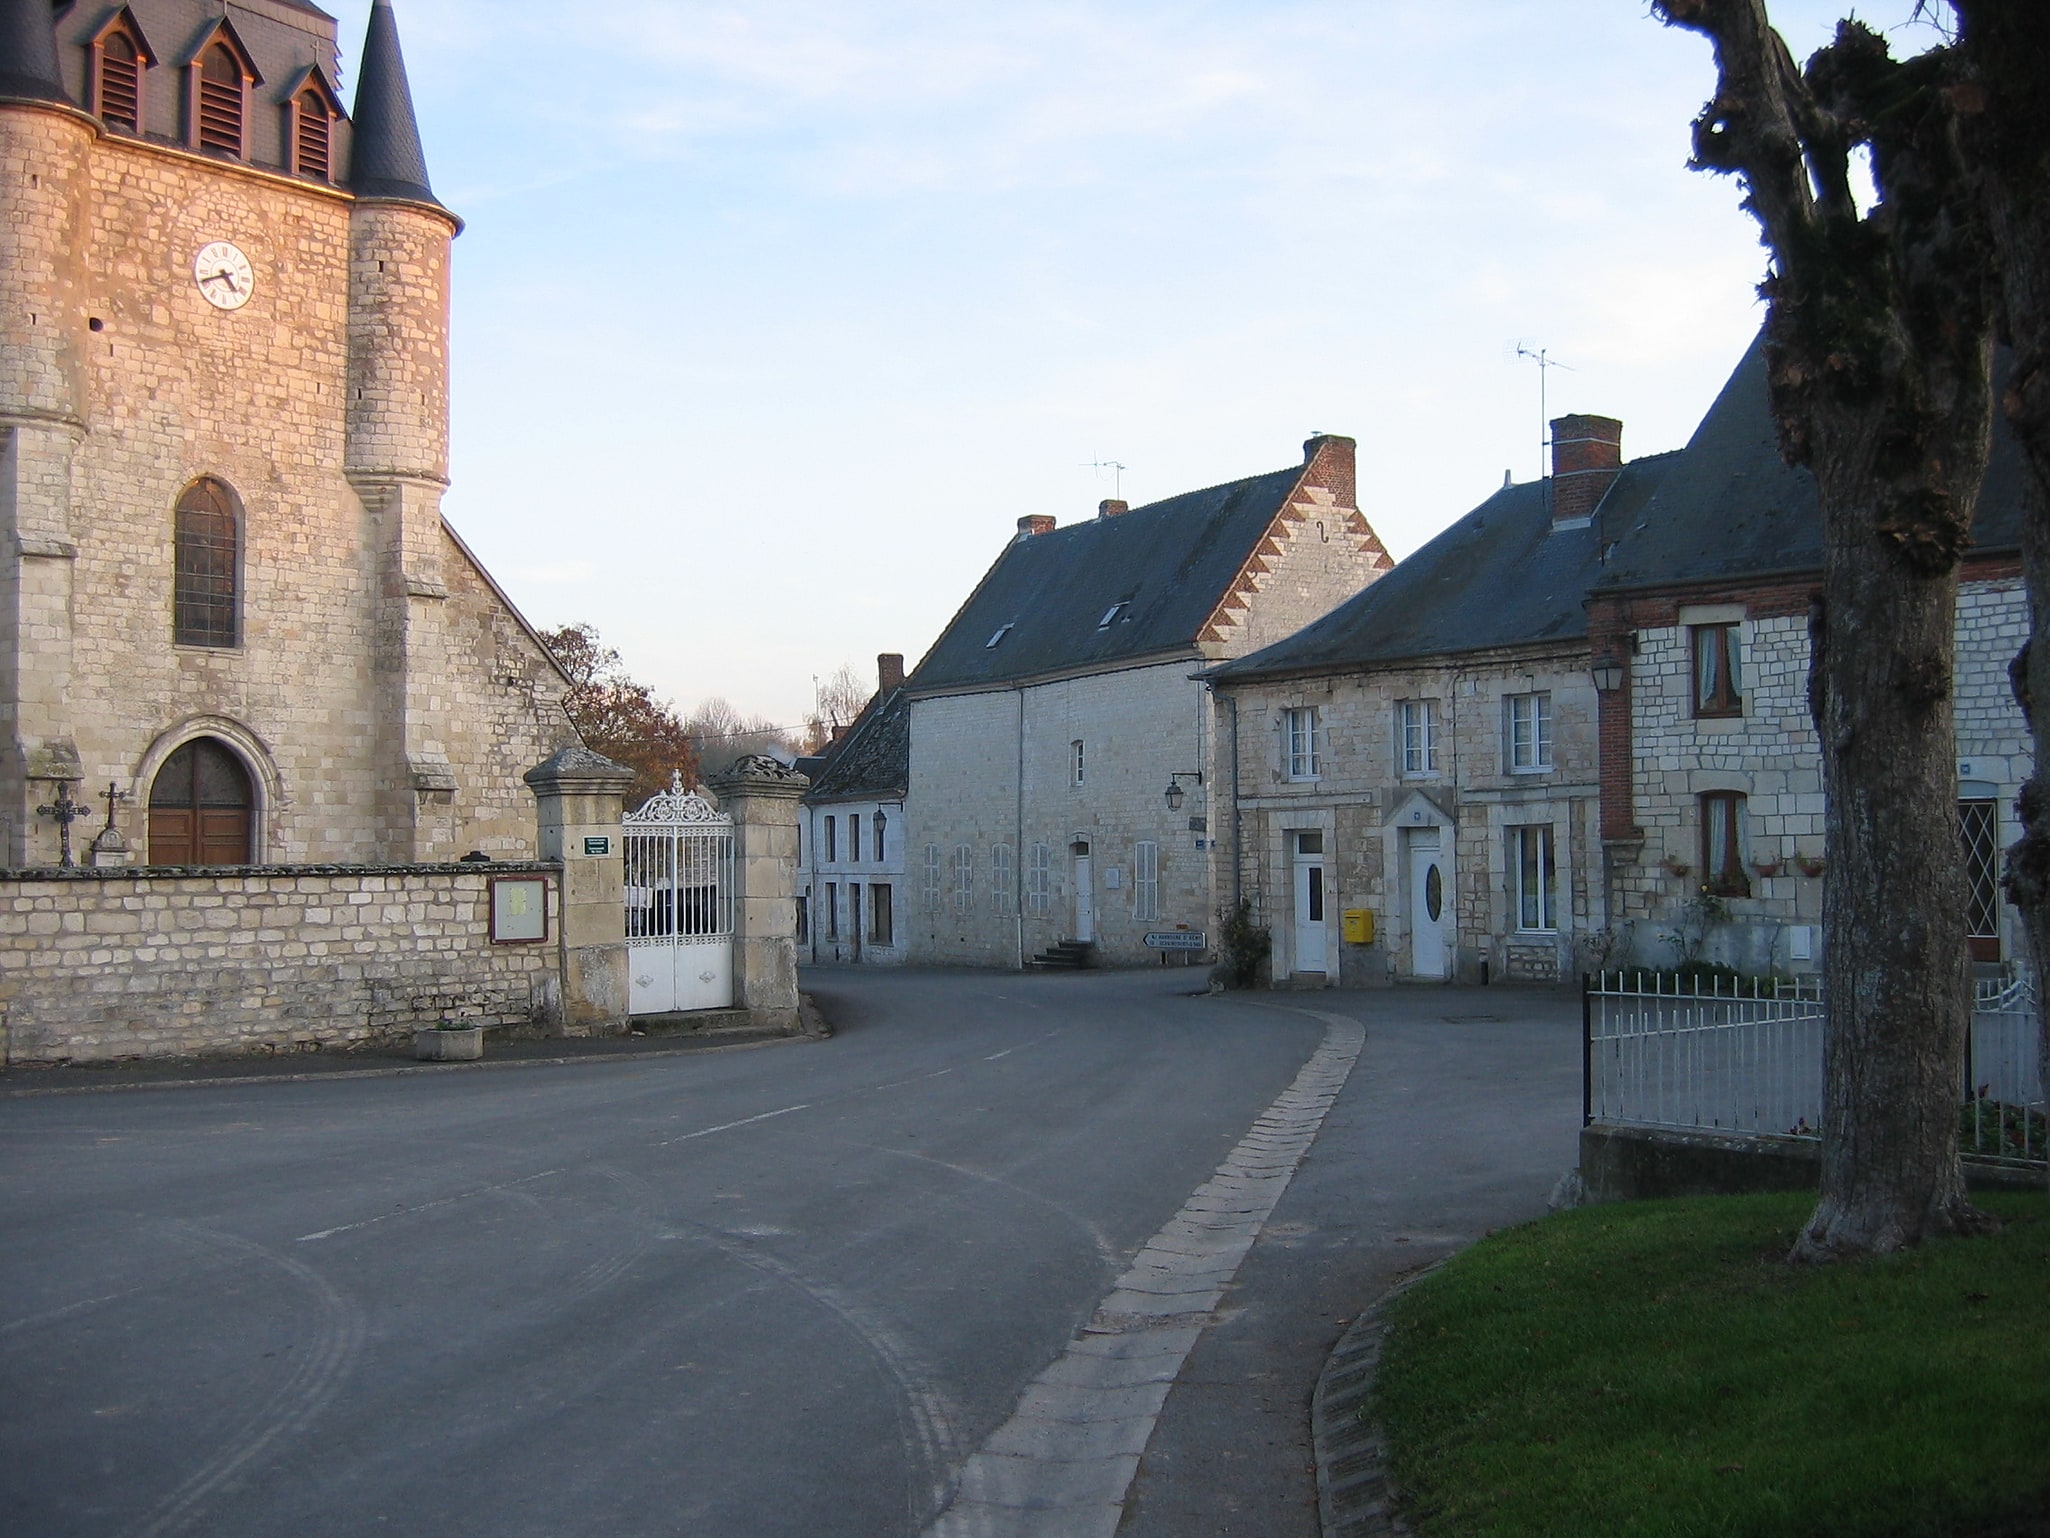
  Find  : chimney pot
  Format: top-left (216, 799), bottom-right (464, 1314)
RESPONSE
top-left (1016, 515), bottom-right (1057, 540)
top-left (1098, 499), bottom-right (1129, 519)
top-left (877, 652), bottom-right (905, 694)
top-left (1549, 414), bottom-right (1622, 525)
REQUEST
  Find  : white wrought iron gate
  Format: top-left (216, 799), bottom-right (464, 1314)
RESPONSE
top-left (624, 776), bottom-right (735, 1014)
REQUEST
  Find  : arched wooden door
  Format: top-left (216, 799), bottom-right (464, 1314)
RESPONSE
top-left (148, 739), bottom-right (254, 865)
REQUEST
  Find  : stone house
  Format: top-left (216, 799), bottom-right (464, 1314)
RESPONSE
top-left (1, 0), bottom-right (574, 872)
top-left (899, 436), bottom-right (1393, 968)
top-left (1204, 420), bottom-right (1679, 985)
top-left (1589, 338), bottom-right (2031, 975)
top-left (799, 653), bottom-right (911, 964)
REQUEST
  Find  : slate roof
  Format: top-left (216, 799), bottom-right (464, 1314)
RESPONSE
top-left (348, 0), bottom-right (441, 209)
top-left (1594, 333), bottom-right (2027, 594)
top-left (804, 688), bottom-right (910, 803)
top-left (1208, 454), bottom-right (1679, 683)
top-left (0, 0), bottom-right (71, 104)
top-left (909, 466), bottom-right (1309, 694)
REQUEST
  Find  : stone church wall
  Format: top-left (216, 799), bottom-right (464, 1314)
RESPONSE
top-left (0, 863), bottom-right (561, 1064)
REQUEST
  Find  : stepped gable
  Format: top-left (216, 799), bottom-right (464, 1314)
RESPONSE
top-left (913, 451), bottom-right (1388, 693)
top-left (1210, 454), bottom-right (1677, 682)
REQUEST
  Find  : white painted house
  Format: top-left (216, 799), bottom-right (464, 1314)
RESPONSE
top-left (799, 657), bottom-right (911, 965)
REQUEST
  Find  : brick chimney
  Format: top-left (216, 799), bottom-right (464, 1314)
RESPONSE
top-left (1016, 514), bottom-right (1056, 541)
top-left (1550, 415), bottom-right (1622, 525)
top-left (1301, 433), bottom-right (1357, 510)
top-left (1098, 499), bottom-right (1129, 519)
top-left (877, 652), bottom-right (905, 694)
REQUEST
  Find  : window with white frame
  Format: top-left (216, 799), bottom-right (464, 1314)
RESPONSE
top-left (1512, 825), bottom-right (1556, 932)
top-left (1028, 842), bottom-right (1052, 913)
top-left (1284, 707), bottom-right (1320, 780)
top-left (1134, 841), bottom-right (1160, 921)
top-left (1071, 739), bottom-right (1085, 787)
top-left (1507, 692), bottom-right (1552, 773)
top-left (952, 844), bottom-right (975, 914)
top-left (1398, 699), bottom-right (1439, 776)
top-left (923, 844), bottom-right (942, 913)
top-left (992, 844), bottom-right (1016, 915)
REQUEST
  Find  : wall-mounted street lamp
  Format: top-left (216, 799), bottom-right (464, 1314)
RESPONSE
top-left (1163, 771), bottom-right (1204, 812)
top-left (1591, 657), bottom-right (1626, 693)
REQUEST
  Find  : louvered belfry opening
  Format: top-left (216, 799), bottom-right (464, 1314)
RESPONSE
top-left (197, 43), bottom-right (244, 154)
top-left (174, 479), bottom-right (239, 649)
top-left (294, 90), bottom-right (331, 180)
top-left (149, 740), bottom-right (255, 866)
top-left (99, 32), bottom-right (141, 130)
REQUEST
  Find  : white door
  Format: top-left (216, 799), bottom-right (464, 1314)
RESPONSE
top-left (1073, 846), bottom-right (1094, 943)
top-left (1292, 832), bottom-right (1328, 974)
top-left (1408, 829), bottom-right (1447, 979)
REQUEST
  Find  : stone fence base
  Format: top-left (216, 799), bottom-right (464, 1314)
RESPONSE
top-left (0, 862), bottom-right (563, 1065)
top-left (1576, 1121), bottom-right (2045, 1204)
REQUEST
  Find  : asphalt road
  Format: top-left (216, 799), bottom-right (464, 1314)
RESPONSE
top-left (0, 970), bottom-right (1579, 1538)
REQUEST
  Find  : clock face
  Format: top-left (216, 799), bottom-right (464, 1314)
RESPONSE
top-left (193, 241), bottom-right (255, 311)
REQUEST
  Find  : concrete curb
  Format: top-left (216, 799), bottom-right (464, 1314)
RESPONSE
top-left (1312, 1261), bottom-right (1448, 1538)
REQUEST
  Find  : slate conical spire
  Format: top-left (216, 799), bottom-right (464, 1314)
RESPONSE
top-left (0, 0), bottom-right (74, 106)
top-left (348, 0), bottom-right (442, 207)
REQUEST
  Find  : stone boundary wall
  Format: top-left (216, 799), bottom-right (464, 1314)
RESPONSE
top-left (0, 862), bottom-right (563, 1065)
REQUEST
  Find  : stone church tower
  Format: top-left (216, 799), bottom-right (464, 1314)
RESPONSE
top-left (0, 0), bottom-right (576, 867)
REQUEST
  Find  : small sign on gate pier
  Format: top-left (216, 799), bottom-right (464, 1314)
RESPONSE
top-left (583, 836), bottom-right (612, 857)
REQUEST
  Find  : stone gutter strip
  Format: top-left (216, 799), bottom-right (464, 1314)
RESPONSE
top-left (1312, 1261), bottom-right (1448, 1538)
top-left (924, 1011), bottom-right (1366, 1538)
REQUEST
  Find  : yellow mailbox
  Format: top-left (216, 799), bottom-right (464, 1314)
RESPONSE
top-left (1342, 909), bottom-right (1375, 945)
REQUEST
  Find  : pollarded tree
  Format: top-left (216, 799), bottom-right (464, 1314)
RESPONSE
top-left (1652, 0), bottom-right (1997, 1258)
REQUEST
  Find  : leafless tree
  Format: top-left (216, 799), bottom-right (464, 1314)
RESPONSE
top-left (1653, 0), bottom-right (1999, 1257)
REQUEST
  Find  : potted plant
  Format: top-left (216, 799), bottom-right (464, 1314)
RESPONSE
top-left (415, 1015), bottom-right (484, 1062)
top-left (1795, 852), bottom-right (1825, 878)
top-left (1752, 856), bottom-right (1782, 879)
top-left (1661, 855), bottom-right (1692, 879)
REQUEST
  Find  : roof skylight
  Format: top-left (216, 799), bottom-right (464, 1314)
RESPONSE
top-left (986, 623), bottom-right (1015, 649)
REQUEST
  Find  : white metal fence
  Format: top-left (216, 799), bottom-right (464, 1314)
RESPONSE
top-left (1584, 969), bottom-right (2045, 1168)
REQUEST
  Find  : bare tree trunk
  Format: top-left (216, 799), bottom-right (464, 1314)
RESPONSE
top-left (1654, 0), bottom-right (1997, 1256)
top-left (1807, 420), bottom-right (1986, 1255)
top-left (1955, 2), bottom-right (2050, 1160)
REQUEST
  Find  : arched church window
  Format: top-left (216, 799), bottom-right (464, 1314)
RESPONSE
top-left (97, 31), bottom-right (143, 131)
top-left (197, 43), bottom-right (246, 155)
top-left (148, 739), bottom-right (255, 866)
top-left (174, 479), bottom-right (240, 649)
top-left (292, 87), bottom-right (333, 181)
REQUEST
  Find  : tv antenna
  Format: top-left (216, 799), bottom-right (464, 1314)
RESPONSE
top-left (1513, 343), bottom-right (1575, 489)
top-left (1085, 458), bottom-right (1128, 500)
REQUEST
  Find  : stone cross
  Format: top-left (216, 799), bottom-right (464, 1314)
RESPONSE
top-left (35, 781), bottom-right (87, 869)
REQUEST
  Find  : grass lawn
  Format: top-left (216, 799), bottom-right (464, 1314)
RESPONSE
top-left (1374, 1191), bottom-right (2050, 1538)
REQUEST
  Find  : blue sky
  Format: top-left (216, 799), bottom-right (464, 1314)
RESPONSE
top-left (324, 1), bottom-right (1928, 728)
